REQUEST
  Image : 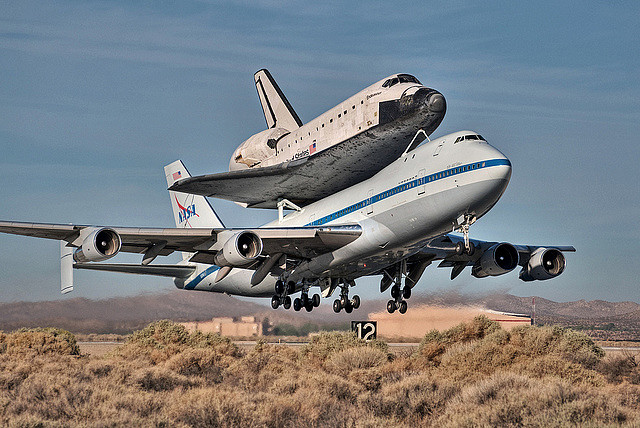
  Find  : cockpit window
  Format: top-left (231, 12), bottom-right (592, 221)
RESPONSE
top-left (398, 74), bottom-right (421, 84)
top-left (454, 134), bottom-right (487, 143)
top-left (382, 77), bottom-right (400, 88)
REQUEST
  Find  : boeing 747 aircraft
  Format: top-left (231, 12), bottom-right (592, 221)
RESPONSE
top-left (171, 69), bottom-right (447, 208)
top-left (0, 131), bottom-right (573, 314)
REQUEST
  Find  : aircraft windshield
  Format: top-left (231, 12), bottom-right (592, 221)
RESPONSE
top-left (398, 74), bottom-right (421, 84)
top-left (454, 134), bottom-right (486, 143)
top-left (382, 74), bottom-right (421, 88)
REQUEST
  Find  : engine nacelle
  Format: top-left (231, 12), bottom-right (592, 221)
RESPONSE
top-left (213, 231), bottom-right (263, 267)
top-left (73, 228), bottom-right (121, 263)
top-left (472, 243), bottom-right (519, 278)
top-left (519, 248), bottom-right (566, 281)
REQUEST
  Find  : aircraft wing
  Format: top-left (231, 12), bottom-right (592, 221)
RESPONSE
top-left (403, 234), bottom-right (575, 281)
top-left (169, 130), bottom-right (407, 209)
top-left (0, 221), bottom-right (362, 262)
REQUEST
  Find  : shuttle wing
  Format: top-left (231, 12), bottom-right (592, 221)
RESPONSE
top-left (170, 131), bottom-right (400, 208)
top-left (0, 221), bottom-right (361, 261)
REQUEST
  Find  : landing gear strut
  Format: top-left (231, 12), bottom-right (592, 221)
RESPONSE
top-left (332, 279), bottom-right (360, 313)
top-left (455, 213), bottom-right (476, 256)
top-left (386, 261), bottom-right (412, 314)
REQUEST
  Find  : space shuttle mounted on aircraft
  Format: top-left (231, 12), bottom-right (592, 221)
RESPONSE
top-left (170, 69), bottom-right (446, 208)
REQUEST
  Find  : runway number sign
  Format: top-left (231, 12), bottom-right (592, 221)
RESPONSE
top-left (351, 321), bottom-right (377, 340)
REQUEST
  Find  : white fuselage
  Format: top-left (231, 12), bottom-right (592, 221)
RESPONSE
top-left (178, 131), bottom-right (511, 297)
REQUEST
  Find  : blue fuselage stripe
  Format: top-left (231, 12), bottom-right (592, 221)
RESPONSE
top-left (305, 158), bottom-right (510, 227)
top-left (184, 265), bottom-right (220, 290)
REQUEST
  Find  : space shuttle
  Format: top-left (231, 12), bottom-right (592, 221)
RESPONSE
top-left (170, 69), bottom-right (446, 208)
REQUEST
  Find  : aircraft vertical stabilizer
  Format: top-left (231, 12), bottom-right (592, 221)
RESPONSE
top-left (254, 69), bottom-right (303, 130)
top-left (165, 160), bottom-right (225, 229)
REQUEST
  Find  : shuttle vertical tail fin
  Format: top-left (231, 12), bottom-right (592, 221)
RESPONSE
top-left (165, 160), bottom-right (224, 260)
top-left (254, 69), bottom-right (303, 131)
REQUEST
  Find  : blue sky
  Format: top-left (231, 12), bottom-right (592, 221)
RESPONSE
top-left (0, 1), bottom-right (638, 303)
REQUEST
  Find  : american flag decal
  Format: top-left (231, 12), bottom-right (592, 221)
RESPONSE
top-left (309, 142), bottom-right (316, 154)
top-left (172, 171), bottom-right (182, 180)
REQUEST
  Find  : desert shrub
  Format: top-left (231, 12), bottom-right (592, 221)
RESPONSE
top-left (325, 346), bottom-right (389, 377)
top-left (361, 373), bottom-right (457, 421)
top-left (164, 348), bottom-right (228, 384)
top-left (436, 324), bottom-right (606, 383)
top-left (598, 352), bottom-right (640, 384)
top-left (435, 372), bottom-right (632, 427)
top-left (508, 324), bottom-right (605, 368)
top-left (115, 320), bottom-right (240, 364)
top-left (0, 328), bottom-right (79, 356)
top-left (302, 331), bottom-right (388, 362)
top-left (416, 316), bottom-right (499, 363)
top-left (226, 342), bottom-right (300, 391)
top-left (132, 367), bottom-right (194, 392)
top-left (165, 387), bottom-right (259, 427)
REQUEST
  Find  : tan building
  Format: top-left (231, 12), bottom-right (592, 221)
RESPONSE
top-left (181, 316), bottom-right (264, 337)
top-left (369, 305), bottom-right (531, 340)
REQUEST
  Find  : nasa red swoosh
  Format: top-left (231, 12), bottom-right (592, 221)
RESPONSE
top-left (175, 195), bottom-right (200, 217)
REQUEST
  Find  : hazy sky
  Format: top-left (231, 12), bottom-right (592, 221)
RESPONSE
top-left (0, 1), bottom-right (638, 303)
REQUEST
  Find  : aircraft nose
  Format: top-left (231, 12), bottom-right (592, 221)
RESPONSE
top-left (427, 92), bottom-right (445, 113)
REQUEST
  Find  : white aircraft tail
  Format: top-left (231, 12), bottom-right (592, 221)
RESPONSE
top-left (254, 69), bottom-right (302, 131)
top-left (165, 160), bottom-right (225, 260)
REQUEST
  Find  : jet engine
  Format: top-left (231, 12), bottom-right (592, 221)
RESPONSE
top-left (73, 228), bottom-right (121, 263)
top-left (214, 231), bottom-right (263, 267)
top-left (519, 248), bottom-right (566, 281)
top-left (472, 243), bottom-right (519, 278)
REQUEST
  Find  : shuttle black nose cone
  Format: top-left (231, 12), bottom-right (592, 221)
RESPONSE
top-left (427, 93), bottom-right (445, 113)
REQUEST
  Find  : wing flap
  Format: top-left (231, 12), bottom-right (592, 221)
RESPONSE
top-left (74, 263), bottom-right (195, 278)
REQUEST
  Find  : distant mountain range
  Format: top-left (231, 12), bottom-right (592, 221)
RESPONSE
top-left (1, 291), bottom-right (639, 336)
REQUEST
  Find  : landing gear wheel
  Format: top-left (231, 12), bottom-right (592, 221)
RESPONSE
top-left (305, 303), bottom-right (313, 312)
top-left (293, 298), bottom-right (302, 312)
top-left (283, 296), bottom-right (291, 310)
top-left (466, 242), bottom-right (475, 256)
top-left (455, 242), bottom-right (465, 256)
top-left (275, 281), bottom-right (284, 295)
top-left (344, 303), bottom-right (353, 314)
top-left (351, 295), bottom-right (360, 309)
top-left (287, 281), bottom-right (296, 294)
top-left (340, 295), bottom-right (349, 308)
top-left (312, 294), bottom-right (321, 307)
top-left (387, 300), bottom-right (396, 314)
top-left (390, 286), bottom-right (400, 299)
top-left (333, 299), bottom-right (342, 313)
top-left (402, 287), bottom-right (412, 299)
top-left (271, 296), bottom-right (280, 310)
top-left (399, 300), bottom-right (408, 314)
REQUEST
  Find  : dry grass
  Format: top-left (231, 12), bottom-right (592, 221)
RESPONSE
top-left (1, 317), bottom-right (640, 427)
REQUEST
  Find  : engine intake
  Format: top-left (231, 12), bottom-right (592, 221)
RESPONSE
top-left (472, 243), bottom-right (519, 278)
top-left (519, 248), bottom-right (566, 281)
top-left (214, 231), bottom-right (263, 267)
top-left (73, 228), bottom-right (121, 263)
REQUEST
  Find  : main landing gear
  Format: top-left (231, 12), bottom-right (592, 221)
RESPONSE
top-left (385, 261), bottom-right (412, 314)
top-left (271, 279), bottom-right (321, 312)
top-left (332, 279), bottom-right (360, 314)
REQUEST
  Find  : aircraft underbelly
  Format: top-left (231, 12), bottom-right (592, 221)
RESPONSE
top-left (171, 113), bottom-right (442, 208)
top-left (320, 177), bottom-right (509, 279)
